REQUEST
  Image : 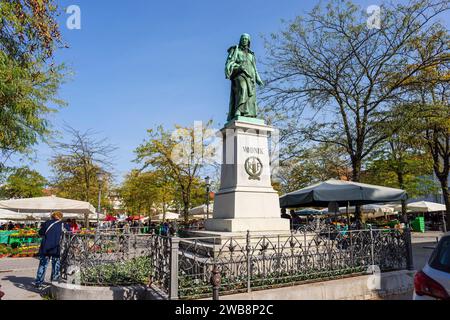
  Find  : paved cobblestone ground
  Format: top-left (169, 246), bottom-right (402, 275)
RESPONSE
top-left (0, 258), bottom-right (50, 300)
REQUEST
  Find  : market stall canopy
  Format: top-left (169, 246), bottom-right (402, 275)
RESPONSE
top-left (0, 208), bottom-right (31, 221)
top-left (0, 196), bottom-right (96, 220)
top-left (338, 204), bottom-right (396, 214)
top-left (104, 215), bottom-right (117, 222)
top-left (126, 215), bottom-right (146, 221)
top-left (189, 204), bottom-right (214, 216)
top-left (320, 205), bottom-right (399, 219)
top-left (280, 179), bottom-right (407, 208)
top-left (294, 208), bottom-right (324, 216)
top-left (394, 201), bottom-right (447, 213)
top-left (155, 212), bottom-right (180, 221)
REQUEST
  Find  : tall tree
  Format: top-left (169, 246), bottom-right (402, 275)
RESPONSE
top-left (263, 0), bottom-right (448, 183)
top-left (277, 143), bottom-right (351, 194)
top-left (0, 0), bottom-right (65, 171)
top-left (119, 170), bottom-right (176, 220)
top-left (135, 122), bottom-right (216, 222)
top-left (402, 31), bottom-right (450, 228)
top-left (362, 103), bottom-right (440, 199)
top-left (362, 149), bottom-right (439, 199)
top-left (0, 166), bottom-right (47, 199)
top-left (50, 126), bottom-right (117, 225)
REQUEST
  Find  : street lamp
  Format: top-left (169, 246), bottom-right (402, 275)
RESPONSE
top-left (205, 176), bottom-right (211, 220)
top-left (96, 171), bottom-right (105, 228)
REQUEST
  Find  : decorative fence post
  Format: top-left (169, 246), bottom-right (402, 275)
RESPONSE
top-left (210, 264), bottom-right (221, 300)
top-left (246, 230), bottom-right (251, 293)
top-left (169, 237), bottom-right (180, 300)
top-left (369, 225), bottom-right (375, 273)
top-left (404, 227), bottom-right (414, 271)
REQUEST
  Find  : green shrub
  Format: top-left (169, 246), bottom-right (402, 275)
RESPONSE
top-left (80, 256), bottom-right (151, 286)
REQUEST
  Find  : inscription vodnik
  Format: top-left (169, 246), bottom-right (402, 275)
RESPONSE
top-left (242, 146), bottom-right (264, 155)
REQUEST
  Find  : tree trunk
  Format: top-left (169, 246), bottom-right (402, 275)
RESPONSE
top-left (181, 190), bottom-right (190, 223)
top-left (401, 200), bottom-right (408, 225)
top-left (438, 178), bottom-right (450, 231)
top-left (162, 201), bottom-right (166, 223)
top-left (396, 170), bottom-right (405, 190)
top-left (351, 156), bottom-right (363, 225)
top-left (351, 157), bottom-right (361, 182)
top-left (395, 171), bottom-right (409, 225)
top-left (84, 168), bottom-right (90, 228)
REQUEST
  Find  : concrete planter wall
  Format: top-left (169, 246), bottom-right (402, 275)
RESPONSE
top-left (205, 270), bottom-right (415, 300)
top-left (51, 282), bottom-right (167, 301)
top-left (52, 270), bottom-right (414, 300)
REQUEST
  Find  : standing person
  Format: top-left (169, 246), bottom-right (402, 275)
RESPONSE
top-left (281, 208), bottom-right (290, 220)
top-left (69, 219), bottom-right (80, 233)
top-left (123, 222), bottom-right (130, 234)
top-left (161, 222), bottom-right (169, 236)
top-left (33, 211), bottom-right (69, 288)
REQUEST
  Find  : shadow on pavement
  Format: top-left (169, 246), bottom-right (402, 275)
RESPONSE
top-left (2, 275), bottom-right (50, 296)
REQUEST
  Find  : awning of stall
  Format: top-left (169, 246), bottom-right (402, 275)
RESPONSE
top-left (280, 179), bottom-right (407, 208)
top-left (0, 195), bottom-right (96, 221)
top-left (394, 201), bottom-right (447, 213)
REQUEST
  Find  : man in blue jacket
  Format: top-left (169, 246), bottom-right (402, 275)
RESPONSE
top-left (33, 211), bottom-right (69, 288)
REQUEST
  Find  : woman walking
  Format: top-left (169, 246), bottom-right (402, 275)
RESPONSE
top-left (33, 211), bottom-right (69, 288)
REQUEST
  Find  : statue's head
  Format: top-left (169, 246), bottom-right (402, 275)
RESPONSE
top-left (239, 33), bottom-right (251, 48)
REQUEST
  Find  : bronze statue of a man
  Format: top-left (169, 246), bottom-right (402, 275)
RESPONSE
top-left (225, 34), bottom-right (264, 121)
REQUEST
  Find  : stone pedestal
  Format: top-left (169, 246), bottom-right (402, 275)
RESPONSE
top-left (204, 118), bottom-right (290, 233)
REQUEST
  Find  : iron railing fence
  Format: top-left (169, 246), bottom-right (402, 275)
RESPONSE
top-left (177, 226), bottom-right (411, 299)
top-left (59, 231), bottom-right (172, 292)
top-left (59, 225), bottom-right (413, 300)
top-left (94, 227), bottom-right (153, 234)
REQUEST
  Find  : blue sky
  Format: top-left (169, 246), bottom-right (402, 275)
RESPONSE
top-left (21, 0), bottom-right (444, 184)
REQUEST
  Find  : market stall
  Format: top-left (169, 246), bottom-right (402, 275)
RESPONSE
top-left (0, 196), bottom-right (97, 259)
top-left (394, 201), bottom-right (448, 232)
top-left (155, 212), bottom-right (180, 221)
top-left (0, 195), bottom-right (96, 223)
top-left (280, 179), bottom-right (407, 208)
top-left (280, 179), bottom-right (407, 226)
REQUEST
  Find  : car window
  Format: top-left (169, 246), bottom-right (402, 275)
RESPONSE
top-left (430, 236), bottom-right (450, 273)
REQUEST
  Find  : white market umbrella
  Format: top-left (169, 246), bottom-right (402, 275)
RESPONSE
top-left (0, 195), bottom-right (96, 221)
top-left (189, 204), bottom-right (214, 216)
top-left (339, 204), bottom-right (395, 214)
top-left (155, 212), bottom-right (180, 221)
top-left (395, 201), bottom-right (447, 213)
top-left (0, 208), bottom-right (31, 221)
top-left (0, 195), bottom-right (95, 215)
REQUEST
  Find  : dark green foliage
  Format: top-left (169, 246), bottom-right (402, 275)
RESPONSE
top-left (0, 0), bottom-right (65, 171)
top-left (0, 166), bottom-right (47, 199)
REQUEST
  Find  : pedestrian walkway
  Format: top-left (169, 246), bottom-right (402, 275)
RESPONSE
top-left (0, 258), bottom-right (46, 300)
top-left (411, 231), bottom-right (444, 244)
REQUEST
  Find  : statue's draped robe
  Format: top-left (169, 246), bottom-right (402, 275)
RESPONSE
top-left (225, 46), bottom-right (262, 121)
